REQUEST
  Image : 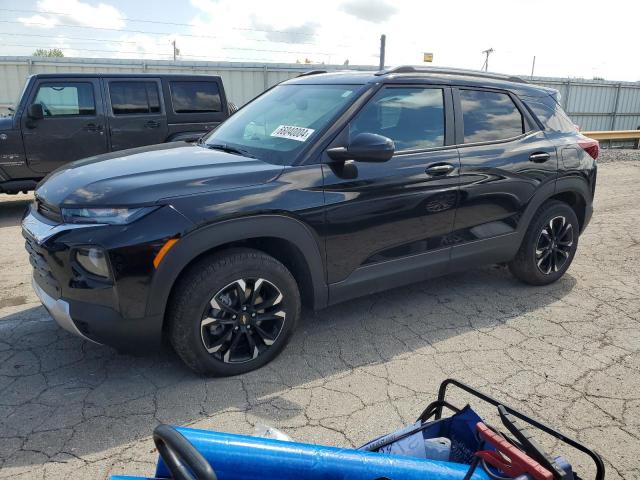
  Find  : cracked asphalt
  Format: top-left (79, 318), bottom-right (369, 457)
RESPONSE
top-left (0, 153), bottom-right (639, 479)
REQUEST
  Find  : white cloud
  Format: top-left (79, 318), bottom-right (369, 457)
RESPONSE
top-left (8, 0), bottom-right (639, 80)
top-left (18, 0), bottom-right (125, 30)
top-left (340, 0), bottom-right (397, 23)
top-left (17, 14), bottom-right (58, 29)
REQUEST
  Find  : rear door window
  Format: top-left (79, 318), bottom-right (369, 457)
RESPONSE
top-left (170, 81), bottom-right (221, 113)
top-left (350, 87), bottom-right (445, 151)
top-left (460, 89), bottom-right (524, 143)
top-left (109, 81), bottom-right (161, 115)
top-left (33, 82), bottom-right (96, 116)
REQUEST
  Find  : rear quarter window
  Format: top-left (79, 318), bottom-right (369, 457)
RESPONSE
top-left (524, 97), bottom-right (577, 133)
top-left (460, 89), bottom-right (524, 143)
top-left (170, 81), bottom-right (221, 113)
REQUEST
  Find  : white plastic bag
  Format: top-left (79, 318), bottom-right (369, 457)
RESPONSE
top-left (254, 424), bottom-right (293, 441)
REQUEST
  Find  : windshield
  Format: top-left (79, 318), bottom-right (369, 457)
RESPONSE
top-left (203, 84), bottom-right (364, 165)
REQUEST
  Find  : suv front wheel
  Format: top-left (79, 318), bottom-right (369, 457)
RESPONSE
top-left (167, 248), bottom-right (301, 376)
top-left (509, 200), bottom-right (579, 286)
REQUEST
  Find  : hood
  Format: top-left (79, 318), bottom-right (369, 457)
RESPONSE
top-left (36, 142), bottom-right (284, 206)
top-left (0, 116), bottom-right (14, 131)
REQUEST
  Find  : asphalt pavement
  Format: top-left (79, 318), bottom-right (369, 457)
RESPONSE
top-left (0, 153), bottom-right (638, 479)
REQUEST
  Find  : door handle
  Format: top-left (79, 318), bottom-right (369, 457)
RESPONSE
top-left (83, 123), bottom-right (103, 132)
top-left (145, 121), bottom-right (161, 129)
top-left (529, 152), bottom-right (551, 163)
top-left (425, 163), bottom-right (455, 176)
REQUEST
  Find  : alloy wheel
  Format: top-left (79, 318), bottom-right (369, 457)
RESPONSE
top-left (200, 278), bottom-right (285, 363)
top-left (535, 216), bottom-right (574, 275)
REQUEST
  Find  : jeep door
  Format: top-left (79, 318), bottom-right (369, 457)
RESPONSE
top-left (322, 85), bottom-right (460, 303)
top-left (450, 87), bottom-right (559, 269)
top-left (104, 78), bottom-right (169, 151)
top-left (21, 78), bottom-right (108, 174)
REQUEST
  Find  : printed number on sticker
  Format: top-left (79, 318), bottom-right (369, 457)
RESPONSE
top-left (271, 125), bottom-right (315, 142)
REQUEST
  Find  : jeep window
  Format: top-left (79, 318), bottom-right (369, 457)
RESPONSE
top-left (33, 82), bottom-right (96, 117)
top-left (460, 89), bottom-right (524, 143)
top-left (350, 87), bottom-right (445, 151)
top-left (204, 84), bottom-right (363, 165)
top-left (109, 81), bottom-right (161, 115)
top-left (170, 81), bottom-right (221, 113)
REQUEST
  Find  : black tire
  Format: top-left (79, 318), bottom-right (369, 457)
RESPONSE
top-left (167, 248), bottom-right (300, 376)
top-left (508, 200), bottom-right (579, 286)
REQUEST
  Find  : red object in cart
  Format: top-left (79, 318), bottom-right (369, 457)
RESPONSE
top-left (476, 422), bottom-right (553, 480)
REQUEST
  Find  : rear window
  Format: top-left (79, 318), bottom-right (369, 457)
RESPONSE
top-left (524, 97), bottom-right (577, 133)
top-left (170, 81), bottom-right (221, 113)
top-left (109, 81), bottom-right (161, 115)
top-left (460, 89), bottom-right (524, 143)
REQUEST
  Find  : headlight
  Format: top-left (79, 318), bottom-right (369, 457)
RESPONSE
top-left (75, 247), bottom-right (110, 278)
top-left (61, 206), bottom-right (157, 225)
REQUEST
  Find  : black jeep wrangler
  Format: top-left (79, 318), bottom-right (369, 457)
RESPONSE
top-left (1, 73), bottom-right (233, 193)
top-left (22, 67), bottom-right (598, 376)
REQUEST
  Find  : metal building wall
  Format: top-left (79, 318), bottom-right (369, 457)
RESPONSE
top-left (1, 56), bottom-right (639, 133)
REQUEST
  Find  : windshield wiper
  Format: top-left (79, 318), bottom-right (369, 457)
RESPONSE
top-left (203, 143), bottom-right (255, 158)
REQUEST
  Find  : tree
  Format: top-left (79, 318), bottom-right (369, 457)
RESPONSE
top-left (32, 48), bottom-right (64, 57)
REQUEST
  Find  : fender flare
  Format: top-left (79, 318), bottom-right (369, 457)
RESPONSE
top-left (146, 214), bottom-right (328, 320)
top-left (515, 175), bottom-right (592, 241)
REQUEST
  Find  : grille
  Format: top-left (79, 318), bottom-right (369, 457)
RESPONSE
top-left (23, 232), bottom-right (61, 297)
top-left (36, 199), bottom-right (63, 223)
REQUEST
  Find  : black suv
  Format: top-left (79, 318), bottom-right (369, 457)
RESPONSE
top-left (1, 73), bottom-right (232, 194)
top-left (22, 66), bottom-right (598, 376)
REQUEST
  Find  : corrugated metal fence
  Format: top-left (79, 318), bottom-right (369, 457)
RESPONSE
top-left (531, 76), bottom-right (640, 131)
top-left (1, 56), bottom-right (639, 132)
top-left (0, 56), bottom-right (371, 113)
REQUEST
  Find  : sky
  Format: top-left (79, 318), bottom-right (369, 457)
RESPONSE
top-left (0, 0), bottom-right (638, 81)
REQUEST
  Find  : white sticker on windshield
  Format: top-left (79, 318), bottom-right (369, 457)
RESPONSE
top-left (270, 125), bottom-right (315, 142)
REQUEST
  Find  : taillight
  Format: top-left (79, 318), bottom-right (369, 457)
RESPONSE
top-left (578, 138), bottom-right (599, 160)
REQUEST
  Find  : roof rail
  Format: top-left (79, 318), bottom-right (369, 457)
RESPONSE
top-left (375, 66), bottom-right (528, 84)
top-left (297, 70), bottom-right (328, 77)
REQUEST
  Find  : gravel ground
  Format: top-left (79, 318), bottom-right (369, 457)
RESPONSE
top-left (596, 148), bottom-right (640, 164)
top-left (0, 154), bottom-right (638, 479)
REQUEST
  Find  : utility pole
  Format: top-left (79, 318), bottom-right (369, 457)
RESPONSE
top-left (481, 48), bottom-right (494, 71)
top-left (530, 55), bottom-right (536, 78)
top-left (171, 40), bottom-right (180, 61)
top-left (379, 34), bottom-right (386, 71)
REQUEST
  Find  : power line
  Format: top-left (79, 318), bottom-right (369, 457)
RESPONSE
top-left (2, 42), bottom-right (174, 57)
top-left (0, 18), bottom-right (356, 56)
top-left (1, 42), bottom-right (333, 63)
top-left (0, 7), bottom-right (320, 38)
top-left (0, 34), bottom-right (336, 56)
top-left (0, 19), bottom-right (317, 45)
top-left (1, 31), bottom-right (167, 46)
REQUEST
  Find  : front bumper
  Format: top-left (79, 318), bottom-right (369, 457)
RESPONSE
top-left (31, 276), bottom-right (100, 344)
top-left (22, 203), bottom-right (192, 351)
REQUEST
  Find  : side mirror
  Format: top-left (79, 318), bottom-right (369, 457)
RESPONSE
top-left (27, 103), bottom-right (44, 120)
top-left (327, 132), bottom-right (395, 163)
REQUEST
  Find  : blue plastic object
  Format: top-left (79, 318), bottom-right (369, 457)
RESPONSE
top-left (153, 426), bottom-right (491, 480)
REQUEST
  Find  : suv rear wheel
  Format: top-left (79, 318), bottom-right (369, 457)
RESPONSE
top-left (167, 248), bottom-right (300, 376)
top-left (509, 200), bottom-right (579, 286)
